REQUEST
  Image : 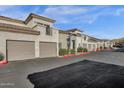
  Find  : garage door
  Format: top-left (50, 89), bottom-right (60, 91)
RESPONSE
top-left (40, 42), bottom-right (57, 58)
top-left (7, 40), bottom-right (35, 61)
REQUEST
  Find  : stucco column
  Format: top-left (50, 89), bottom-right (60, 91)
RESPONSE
top-left (56, 42), bottom-right (59, 56)
top-left (91, 43), bottom-right (93, 51)
top-left (75, 37), bottom-right (78, 53)
top-left (0, 39), bottom-right (6, 60)
top-left (70, 36), bottom-right (72, 49)
top-left (95, 44), bottom-right (97, 51)
top-left (35, 40), bottom-right (40, 57)
top-left (86, 43), bottom-right (88, 51)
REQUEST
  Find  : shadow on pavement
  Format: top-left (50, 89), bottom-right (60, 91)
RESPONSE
top-left (27, 60), bottom-right (124, 88)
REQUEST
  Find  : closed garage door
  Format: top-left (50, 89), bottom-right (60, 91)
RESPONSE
top-left (7, 40), bottom-right (35, 61)
top-left (40, 42), bottom-right (57, 58)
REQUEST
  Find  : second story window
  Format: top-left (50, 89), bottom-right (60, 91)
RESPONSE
top-left (84, 36), bottom-right (87, 41)
top-left (36, 22), bottom-right (52, 36)
top-left (46, 25), bottom-right (52, 36)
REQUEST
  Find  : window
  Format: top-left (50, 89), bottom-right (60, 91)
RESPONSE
top-left (72, 40), bottom-right (75, 50)
top-left (35, 22), bottom-right (52, 36)
top-left (67, 37), bottom-right (70, 49)
top-left (46, 25), bottom-right (52, 36)
top-left (84, 36), bottom-right (87, 40)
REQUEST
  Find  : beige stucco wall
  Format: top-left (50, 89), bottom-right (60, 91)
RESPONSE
top-left (36, 26), bottom-right (58, 42)
top-left (0, 19), bottom-right (27, 27)
top-left (58, 33), bottom-right (98, 52)
top-left (76, 35), bottom-right (98, 51)
top-left (26, 18), bottom-right (53, 28)
top-left (0, 25), bottom-right (59, 60)
top-left (0, 31), bottom-right (37, 60)
top-left (0, 15), bottom-right (59, 60)
top-left (76, 36), bottom-right (82, 47)
top-left (59, 33), bottom-right (68, 49)
top-left (104, 41), bottom-right (112, 48)
top-left (0, 30), bottom-right (59, 60)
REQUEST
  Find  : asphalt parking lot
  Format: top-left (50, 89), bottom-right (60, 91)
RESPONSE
top-left (0, 48), bottom-right (124, 88)
top-left (28, 60), bottom-right (124, 88)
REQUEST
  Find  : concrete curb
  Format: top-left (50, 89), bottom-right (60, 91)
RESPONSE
top-left (63, 52), bottom-right (91, 58)
top-left (0, 60), bottom-right (8, 64)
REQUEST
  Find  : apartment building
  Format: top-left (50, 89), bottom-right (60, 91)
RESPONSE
top-left (59, 29), bottom-right (112, 52)
top-left (0, 13), bottom-right (59, 61)
top-left (0, 13), bottom-right (113, 61)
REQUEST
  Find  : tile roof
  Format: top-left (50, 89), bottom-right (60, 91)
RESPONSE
top-left (0, 23), bottom-right (40, 35)
top-left (0, 13), bottom-right (56, 24)
top-left (25, 13), bottom-right (56, 24)
top-left (0, 16), bottom-right (24, 24)
top-left (66, 28), bottom-right (84, 32)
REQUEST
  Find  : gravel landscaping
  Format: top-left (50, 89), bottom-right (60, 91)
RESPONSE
top-left (27, 60), bottom-right (124, 88)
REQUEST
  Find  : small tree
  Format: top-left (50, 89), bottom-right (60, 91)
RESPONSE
top-left (59, 49), bottom-right (69, 56)
top-left (83, 48), bottom-right (88, 52)
top-left (70, 49), bottom-right (76, 54)
top-left (77, 47), bottom-right (83, 52)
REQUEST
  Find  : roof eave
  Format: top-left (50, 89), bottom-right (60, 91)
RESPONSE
top-left (0, 26), bottom-right (40, 35)
top-left (25, 13), bottom-right (56, 24)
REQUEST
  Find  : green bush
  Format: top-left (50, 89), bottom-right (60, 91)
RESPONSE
top-left (70, 49), bottom-right (76, 54)
top-left (59, 49), bottom-right (69, 56)
top-left (66, 49), bottom-right (70, 54)
top-left (0, 54), bottom-right (4, 61)
top-left (77, 47), bottom-right (83, 52)
top-left (83, 48), bottom-right (88, 52)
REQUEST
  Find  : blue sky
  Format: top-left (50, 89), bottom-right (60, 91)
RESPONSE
top-left (0, 5), bottom-right (124, 39)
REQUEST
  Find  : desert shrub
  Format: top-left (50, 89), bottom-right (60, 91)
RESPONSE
top-left (83, 48), bottom-right (88, 52)
top-left (59, 49), bottom-right (69, 56)
top-left (66, 49), bottom-right (70, 54)
top-left (77, 47), bottom-right (83, 52)
top-left (70, 49), bottom-right (76, 54)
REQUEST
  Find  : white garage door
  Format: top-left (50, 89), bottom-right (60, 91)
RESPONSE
top-left (40, 42), bottom-right (57, 58)
top-left (7, 40), bottom-right (35, 61)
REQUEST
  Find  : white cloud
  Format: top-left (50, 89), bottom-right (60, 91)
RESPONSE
top-left (42, 5), bottom-right (113, 24)
top-left (42, 6), bottom-right (89, 24)
top-left (42, 6), bottom-right (124, 24)
top-left (1, 5), bottom-right (124, 25)
top-left (115, 8), bottom-right (124, 16)
top-left (43, 6), bottom-right (88, 16)
top-left (0, 6), bottom-right (40, 20)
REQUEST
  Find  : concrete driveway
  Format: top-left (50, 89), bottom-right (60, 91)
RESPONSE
top-left (0, 49), bottom-right (124, 88)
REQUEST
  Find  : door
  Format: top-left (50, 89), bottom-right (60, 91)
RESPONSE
top-left (7, 40), bottom-right (35, 61)
top-left (40, 42), bottom-right (57, 58)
